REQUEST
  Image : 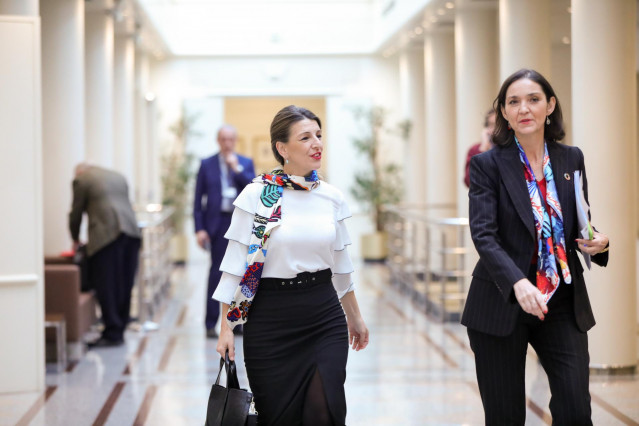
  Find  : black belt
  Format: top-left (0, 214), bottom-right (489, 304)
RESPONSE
top-left (259, 269), bottom-right (332, 291)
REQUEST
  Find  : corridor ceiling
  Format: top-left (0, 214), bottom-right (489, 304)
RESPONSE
top-left (137, 0), bottom-right (381, 56)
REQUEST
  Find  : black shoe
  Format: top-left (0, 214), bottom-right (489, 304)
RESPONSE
top-left (87, 337), bottom-right (124, 348)
top-left (206, 328), bottom-right (218, 339)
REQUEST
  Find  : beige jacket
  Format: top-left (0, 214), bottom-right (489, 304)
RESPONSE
top-left (69, 166), bottom-right (141, 256)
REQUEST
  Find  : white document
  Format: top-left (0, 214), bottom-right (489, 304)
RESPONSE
top-left (574, 170), bottom-right (593, 269)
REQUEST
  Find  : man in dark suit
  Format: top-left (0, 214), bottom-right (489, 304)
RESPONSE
top-left (193, 125), bottom-right (255, 338)
top-left (69, 163), bottom-right (141, 347)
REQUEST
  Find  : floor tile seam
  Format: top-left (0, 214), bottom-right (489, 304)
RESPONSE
top-left (91, 381), bottom-right (126, 426)
top-left (590, 393), bottom-right (639, 425)
top-left (13, 386), bottom-right (56, 426)
top-left (132, 385), bottom-right (158, 426)
top-left (123, 335), bottom-right (150, 375)
top-left (175, 305), bottom-right (188, 328)
top-left (157, 335), bottom-right (178, 372)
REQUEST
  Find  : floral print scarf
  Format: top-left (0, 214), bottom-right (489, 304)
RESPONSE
top-left (226, 169), bottom-right (320, 328)
top-left (515, 138), bottom-right (572, 302)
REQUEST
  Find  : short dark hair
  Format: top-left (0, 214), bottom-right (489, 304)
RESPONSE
top-left (492, 68), bottom-right (565, 146)
top-left (270, 105), bottom-right (322, 165)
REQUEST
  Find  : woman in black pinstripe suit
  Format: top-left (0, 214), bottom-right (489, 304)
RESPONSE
top-left (462, 69), bottom-right (609, 425)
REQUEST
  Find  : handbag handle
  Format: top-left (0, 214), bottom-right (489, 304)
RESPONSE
top-left (215, 350), bottom-right (241, 390)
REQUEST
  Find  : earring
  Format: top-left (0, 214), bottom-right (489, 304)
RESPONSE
top-left (546, 116), bottom-right (551, 125)
top-left (507, 122), bottom-right (511, 130)
top-left (285, 158), bottom-right (289, 164)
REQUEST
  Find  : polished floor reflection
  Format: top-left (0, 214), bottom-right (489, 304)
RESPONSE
top-left (1, 261), bottom-right (638, 425)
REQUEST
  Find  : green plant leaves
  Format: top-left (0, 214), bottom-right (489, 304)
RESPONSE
top-left (349, 105), bottom-right (410, 232)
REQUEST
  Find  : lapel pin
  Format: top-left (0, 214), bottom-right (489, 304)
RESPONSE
top-left (564, 173), bottom-right (571, 180)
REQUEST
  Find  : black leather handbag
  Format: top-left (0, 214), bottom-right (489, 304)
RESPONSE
top-left (205, 352), bottom-right (258, 426)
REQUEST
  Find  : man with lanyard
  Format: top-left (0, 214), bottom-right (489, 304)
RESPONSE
top-left (194, 125), bottom-right (255, 338)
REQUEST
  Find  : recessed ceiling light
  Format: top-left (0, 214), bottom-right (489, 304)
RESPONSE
top-left (445, 2), bottom-right (455, 9)
top-left (430, 16), bottom-right (438, 23)
top-left (437, 8), bottom-right (445, 15)
top-left (415, 27), bottom-right (423, 35)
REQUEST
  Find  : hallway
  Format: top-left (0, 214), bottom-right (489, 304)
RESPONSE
top-left (2, 261), bottom-right (638, 425)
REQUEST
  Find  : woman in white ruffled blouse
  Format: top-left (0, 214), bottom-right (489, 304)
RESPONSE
top-left (214, 105), bottom-right (369, 426)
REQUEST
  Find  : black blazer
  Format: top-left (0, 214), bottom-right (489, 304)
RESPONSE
top-left (461, 139), bottom-right (609, 336)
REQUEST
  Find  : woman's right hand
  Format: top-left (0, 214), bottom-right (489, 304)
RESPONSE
top-left (513, 278), bottom-right (547, 320)
top-left (216, 326), bottom-right (235, 361)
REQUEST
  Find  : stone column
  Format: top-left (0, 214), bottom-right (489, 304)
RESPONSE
top-left (147, 96), bottom-right (161, 203)
top-left (424, 27), bottom-right (456, 207)
top-left (454, 0), bottom-right (498, 216)
top-left (0, 0), bottom-right (44, 392)
top-left (399, 47), bottom-right (426, 206)
top-left (499, 0), bottom-right (551, 80)
top-left (85, 6), bottom-right (114, 167)
top-left (113, 33), bottom-right (135, 193)
top-left (572, 0), bottom-right (637, 371)
top-left (0, 0), bottom-right (37, 14)
top-left (135, 51), bottom-right (150, 205)
top-left (40, 0), bottom-right (85, 256)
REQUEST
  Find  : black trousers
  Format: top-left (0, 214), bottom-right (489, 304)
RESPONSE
top-left (467, 310), bottom-right (591, 426)
top-left (205, 213), bottom-right (232, 330)
top-left (89, 233), bottom-right (141, 341)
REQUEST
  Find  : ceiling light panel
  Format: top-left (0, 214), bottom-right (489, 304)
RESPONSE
top-left (139, 0), bottom-right (376, 55)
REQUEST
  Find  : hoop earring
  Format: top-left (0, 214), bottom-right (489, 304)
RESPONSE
top-left (546, 116), bottom-right (551, 125)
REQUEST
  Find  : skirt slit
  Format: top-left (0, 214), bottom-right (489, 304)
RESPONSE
top-left (243, 278), bottom-right (349, 426)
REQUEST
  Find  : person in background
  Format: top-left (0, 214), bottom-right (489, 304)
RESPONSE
top-left (464, 109), bottom-right (496, 188)
top-left (69, 163), bottom-right (141, 347)
top-left (193, 125), bottom-right (255, 338)
top-left (463, 69), bottom-right (609, 425)
top-left (214, 105), bottom-right (369, 425)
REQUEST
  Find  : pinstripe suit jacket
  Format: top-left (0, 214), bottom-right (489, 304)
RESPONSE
top-left (461, 139), bottom-right (609, 336)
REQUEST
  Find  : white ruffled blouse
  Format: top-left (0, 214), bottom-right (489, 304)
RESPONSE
top-left (212, 180), bottom-right (355, 304)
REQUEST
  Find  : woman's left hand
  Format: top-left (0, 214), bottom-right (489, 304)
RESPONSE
top-left (576, 231), bottom-right (609, 255)
top-left (346, 316), bottom-right (369, 351)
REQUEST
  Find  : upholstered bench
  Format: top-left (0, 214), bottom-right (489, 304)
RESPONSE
top-left (44, 263), bottom-right (97, 359)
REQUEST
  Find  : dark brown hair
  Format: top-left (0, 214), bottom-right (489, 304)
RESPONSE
top-left (270, 105), bottom-right (322, 165)
top-left (492, 69), bottom-right (565, 146)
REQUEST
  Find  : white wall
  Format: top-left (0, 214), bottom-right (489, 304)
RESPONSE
top-left (0, 15), bottom-right (44, 393)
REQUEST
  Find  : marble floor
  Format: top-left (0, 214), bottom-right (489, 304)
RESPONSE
top-left (1, 260), bottom-right (638, 426)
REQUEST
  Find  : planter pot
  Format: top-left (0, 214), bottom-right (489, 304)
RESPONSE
top-left (170, 233), bottom-right (189, 264)
top-left (360, 231), bottom-right (388, 261)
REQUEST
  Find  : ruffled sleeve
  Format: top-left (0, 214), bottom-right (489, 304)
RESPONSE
top-left (332, 192), bottom-right (355, 298)
top-left (212, 183), bottom-right (263, 304)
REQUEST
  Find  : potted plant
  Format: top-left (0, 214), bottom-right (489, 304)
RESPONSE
top-left (350, 106), bottom-right (411, 261)
top-left (161, 111), bottom-right (199, 263)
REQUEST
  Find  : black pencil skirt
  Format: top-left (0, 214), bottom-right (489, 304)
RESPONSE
top-left (243, 270), bottom-right (349, 426)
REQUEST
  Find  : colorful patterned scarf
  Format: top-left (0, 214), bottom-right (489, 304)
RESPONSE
top-left (515, 138), bottom-right (572, 303)
top-left (226, 169), bottom-right (320, 328)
